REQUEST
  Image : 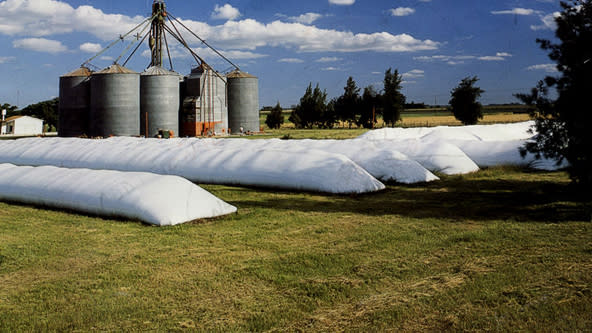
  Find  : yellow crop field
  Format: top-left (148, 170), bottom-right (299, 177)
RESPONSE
top-left (399, 113), bottom-right (531, 128)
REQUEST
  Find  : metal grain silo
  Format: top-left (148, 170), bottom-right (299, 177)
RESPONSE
top-left (58, 67), bottom-right (91, 137)
top-left (90, 64), bottom-right (140, 137)
top-left (227, 70), bottom-right (259, 134)
top-left (140, 66), bottom-right (181, 137)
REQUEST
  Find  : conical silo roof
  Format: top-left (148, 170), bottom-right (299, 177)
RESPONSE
top-left (226, 69), bottom-right (256, 79)
top-left (142, 66), bottom-right (181, 76)
top-left (94, 64), bottom-right (138, 75)
top-left (61, 67), bottom-right (92, 77)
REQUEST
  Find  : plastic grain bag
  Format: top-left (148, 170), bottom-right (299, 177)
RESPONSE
top-left (0, 163), bottom-right (236, 226)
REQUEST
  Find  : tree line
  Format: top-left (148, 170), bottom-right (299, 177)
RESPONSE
top-left (281, 68), bottom-right (407, 130)
top-left (266, 68), bottom-right (485, 130)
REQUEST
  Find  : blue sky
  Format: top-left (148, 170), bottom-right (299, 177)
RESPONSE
top-left (0, 0), bottom-right (562, 108)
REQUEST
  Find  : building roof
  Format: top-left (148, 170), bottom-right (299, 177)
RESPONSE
top-left (5, 115), bottom-right (22, 122)
top-left (3, 115), bottom-right (43, 122)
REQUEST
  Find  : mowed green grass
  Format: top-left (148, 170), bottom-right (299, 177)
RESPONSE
top-left (1, 166), bottom-right (591, 331)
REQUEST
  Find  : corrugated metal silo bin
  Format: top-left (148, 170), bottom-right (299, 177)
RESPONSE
top-left (227, 70), bottom-right (260, 134)
top-left (214, 72), bottom-right (229, 135)
top-left (58, 67), bottom-right (91, 137)
top-left (140, 66), bottom-right (181, 137)
top-left (90, 64), bottom-right (140, 137)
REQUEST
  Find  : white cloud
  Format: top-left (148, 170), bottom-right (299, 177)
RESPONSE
top-left (180, 19), bottom-right (439, 53)
top-left (0, 0), bottom-right (439, 55)
top-left (390, 7), bottom-right (415, 17)
top-left (371, 71), bottom-right (382, 75)
top-left (491, 8), bottom-right (537, 15)
top-left (416, 53), bottom-right (510, 63)
top-left (414, 55), bottom-right (475, 62)
top-left (0, 56), bottom-right (15, 63)
top-left (531, 12), bottom-right (560, 30)
top-left (402, 69), bottom-right (424, 79)
top-left (142, 45), bottom-right (267, 61)
top-left (479, 56), bottom-right (505, 61)
top-left (527, 63), bottom-right (558, 73)
top-left (316, 57), bottom-right (341, 62)
top-left (211, 4), bottom-right (241, 21)
top-left (322, 66), bottom-right (342, 71)
top-left (79, 42), bottom-right (102, 53)
top-left (289, 13), bottom-right (324, 25)
top-left (215, 49), bottom-right (267, 60)
top-left (0, 0), bottom-right (145, 40)
top-left (278, 58), bottom-right (304, 63)
top-left (12, 37), bottom-right (67, 53)
top-left (329, 0), bottom-right (355, 5)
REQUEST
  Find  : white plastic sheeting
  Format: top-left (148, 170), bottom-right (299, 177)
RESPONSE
top-left (195, 138), bottom-right (438, 183)
top-left (0, 137), bottom-right (385, 194)
top-left (370, 139), bottom-right (480, 175)
top-left (358, 121), bottom-right (535, 142)
top-left (0, 122), bottom-right (565, 197)
top-left (0, 163), bottom-right (237, 226)
top-left (358, 121), bottom-right (564, 171)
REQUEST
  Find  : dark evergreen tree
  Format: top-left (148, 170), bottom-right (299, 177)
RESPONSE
top-left (319, 99), bottom-right (337, 129)
top-left (358, 85), bottom-right (379, 129)
top-left (515, 0), bottom-right (592, 187)
top-left (334, 76), bottom-right (361, 128)
top-left (265, 102), bottom-right (284, 129)
top-left (382, 68), bottom-right (405, 127)
top-left (448, 76), bottom-right (484, 125)
top-left (289, 83), bottom-right (328, 129)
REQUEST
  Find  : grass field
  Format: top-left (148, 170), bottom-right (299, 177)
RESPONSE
top-left (1, 166), bottom-right (591, 331)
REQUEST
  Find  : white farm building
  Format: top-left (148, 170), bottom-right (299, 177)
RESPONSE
top-left (1, 116), bottom-right (44, 136)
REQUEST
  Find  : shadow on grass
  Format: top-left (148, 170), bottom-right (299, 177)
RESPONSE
top-left (232, 174), bottom-right (592, 223)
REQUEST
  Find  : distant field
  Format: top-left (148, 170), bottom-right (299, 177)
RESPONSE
top-left (399, 113), bottom-right (531, 128)
top-left (1, 167), bottom-right (590, 331)
top-left (257, 111), bottom-right (531, 138)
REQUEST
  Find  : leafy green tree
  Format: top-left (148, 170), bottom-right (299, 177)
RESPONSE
top-left (20, 98), bottom-right (59, 130)
top-left (449, 76), bottom-right (484, 125)
top-left (515, 0), bottom-right (592, 187)
top-left (265, 102), bottom-right (284, 129)
top-left (382, 68), bottom-right (405, 127)
top-left (358, 85), bottom-right (379, 129)
top-left (289, 83), bottom-right (329, 129)
top-left (334, 76), bottom-right (361, 128)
